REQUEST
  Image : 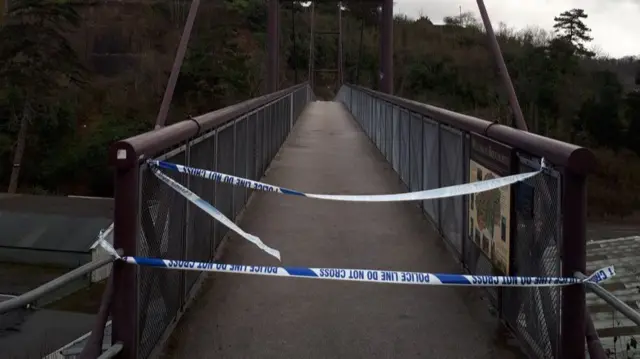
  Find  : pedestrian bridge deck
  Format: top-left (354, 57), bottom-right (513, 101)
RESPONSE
top-left (161, 101), bottom-right (518, 359)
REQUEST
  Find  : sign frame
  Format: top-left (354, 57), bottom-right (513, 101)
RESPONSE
top-left (468, 133), bottom-right (516, 275)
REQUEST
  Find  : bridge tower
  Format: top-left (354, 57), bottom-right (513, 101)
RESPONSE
top-left (267, 0), bottom-right (393, 95)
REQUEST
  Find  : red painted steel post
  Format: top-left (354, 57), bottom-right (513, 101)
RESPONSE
top-left (110, 146), bottom-right (140, 359)
top-left (561, 171), bottom-right (587, 359)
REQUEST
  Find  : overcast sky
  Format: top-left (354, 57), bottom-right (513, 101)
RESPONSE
top-left (394, 0), bottom-right (639, 58)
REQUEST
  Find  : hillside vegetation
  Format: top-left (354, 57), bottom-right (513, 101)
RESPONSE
top-left (0, 0), bottom-right (639, 220)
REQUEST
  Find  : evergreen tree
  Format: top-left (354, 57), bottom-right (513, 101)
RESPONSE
top-left (553, 8), bottom-right (595, 58)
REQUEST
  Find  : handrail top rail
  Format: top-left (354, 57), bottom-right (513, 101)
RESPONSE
top-left (110, 83), bottom-right (308, 169)
top-left (347, 84), bottom-right (596, 174)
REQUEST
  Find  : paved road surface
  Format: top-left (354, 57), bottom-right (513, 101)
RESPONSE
top-left (163, 101), bottom-right (520, 359)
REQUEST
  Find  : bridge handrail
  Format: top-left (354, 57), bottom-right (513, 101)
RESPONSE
top-left (338, 85), bottom-right (595, 359)
top-left (107, 83), bottom-right (313, 359)
top-left (110, 83), bottom-right (308, 169)
top-left (576, 271), bottom-right (640, 326)
top-left (0, 249), bottom-right (121, 314)
top-left (346, 84), bottom-right (596, 174)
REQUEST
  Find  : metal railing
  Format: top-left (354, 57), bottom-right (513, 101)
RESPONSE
top-left (0, 250), bottom-right (121, 359)
top-left (337, 84), bottom-right (596, 359)
top-left (108, 83), bottom-right (313, 359)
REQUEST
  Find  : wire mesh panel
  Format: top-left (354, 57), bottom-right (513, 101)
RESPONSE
top-left (392, 105), bottom-right (400, 174)
top-left (137, 149), bottom-right (187, 359)
top-left (185, 133), bottom-right (216, 293)
top-left (364, 94), bottom-right (372, 136)
top-left (275, 100), bottom-right (283, 149)
top-left (268, 104), bottom-right (276, 161)
top-left (215, 124), bottom-right (234, 242)
top-left (400, 110), bottom-right (410, 186)
top-left (336, 86), bottom-right (574, 359)
top-left (256, 109), bottom-right (265, 176)
top-left (262, 107), bottom-right (271, 174)
top-left (234, 118), bottom-right (247, 218)
top-left (422, 119), bottom-right (439, 223)
top-left (410, 113), bottom-right (423, 193)
top-left (503, 156), bottom-right (562, 359)
top-left (439, 126), bottom-right (464, 253)
top-left (384, 103), bottom-right (393, 163)
top-left (379, 101), bottom-right (386, 157)
top-left (246, 112), bottom-right (257, 196)
top-left (375, 100), bottom-right (382, 149)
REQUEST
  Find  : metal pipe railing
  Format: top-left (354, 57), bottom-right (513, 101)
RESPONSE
top-left (0, 250), bottom-right (121, 314)
top-left (576, 271), bottom-right (640, 326)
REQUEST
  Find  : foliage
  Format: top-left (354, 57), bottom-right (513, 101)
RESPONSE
top-left (2, 2), bottom-right (640, 219)
top-left (553, 8), bottom-right (595, 58)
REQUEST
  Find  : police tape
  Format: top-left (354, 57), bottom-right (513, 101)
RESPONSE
top-left (149, 158), bottom-right (547, 202)
top-left (119, 255), bottom-right (616, 288)
top-left (149, 166), bottom-right (282, 261)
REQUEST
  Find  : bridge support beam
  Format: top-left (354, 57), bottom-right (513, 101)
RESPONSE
top-left (267, 0), bottom-right (280, 93)
top-left (379, 0), bottom-right (393, 94)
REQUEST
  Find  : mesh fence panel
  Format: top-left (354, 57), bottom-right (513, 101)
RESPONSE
top-left (392, 106), bottom-right (400, 174)
top-left (375, 101), bottom-right (382, 149)
top-left (185, 135), bottom-right (216, 293)
top-left (269, 104), bottom-right (277, 160)
top-left (137, 149), bottom-right (187, 359)
top-left (264, 106), bottom-right (273, 166)
top-left (247, 113), bottom-right (257, 194)
top-left (117, 87), bottom-right (311, 359)
top-left (256, 109), bottom-right (265, 175)
top-left (337, 86), bottom-right (568, 359)
top-left (380, 102), bottom-right (386, 157)
top-left (439, 127), bottom-right (464, 253)
top-left (410, 114), bottom-right (423, 193)
top-left (234, 119), bottom-right (247, 217)
top-left (215, 125), bottom-right (234, 243)
top-left (400, 110), bottom-right (410, 186)
top-left (365, 95), bottom-right (371, 136)
top-left (422, 119), bottom-right (439, 223)
top-left (384, 103), bottom-right (392, 162)
top-left (502, 156), bottom-right (562, 359)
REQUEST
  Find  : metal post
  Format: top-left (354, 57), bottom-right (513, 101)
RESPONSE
top-left (155, 0), bottom-right (202, 129)
top-left (585, 308), bottom-right (607, 359)
top-left (308, 2), bottom-right (315, 90)
top-left (110, 151), bottom-right (140, 359)
top-left (267, 0), bottom-right (279, 93)
top-left (561, 171), bottom-right (587, 359)
top-left (476, 0), bottom-right (527, 131)
top-left (380, 0), bottom-right (393, 94)
top-left (291, 3), bottom-right (297, 84)
top-left (338, 2), bottom-right (343, 86)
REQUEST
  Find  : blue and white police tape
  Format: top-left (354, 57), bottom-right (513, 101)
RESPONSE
top-left (149, 166), bottom-right (281, 261)
top-left (149, 158), bottom-right (547, 202)
top-left (121, 255), bottom-right (616, 288)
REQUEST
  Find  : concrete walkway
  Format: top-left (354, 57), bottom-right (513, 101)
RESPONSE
top-left (163, 102), bottom-right (519, 359)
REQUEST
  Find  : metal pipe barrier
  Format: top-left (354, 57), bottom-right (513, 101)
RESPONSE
top-left (108, 83), bottom-right (314, 359)
top-left (0, 249), bottom-right (121, 358)
top-left (336, 84), bottom-right (596, 359)
top-left (576, 271), bottom-right (640, 327)
top-left (0, 251), bottom-right (120, 314)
